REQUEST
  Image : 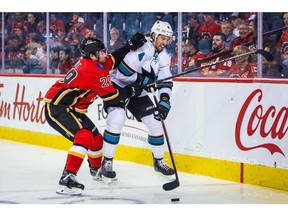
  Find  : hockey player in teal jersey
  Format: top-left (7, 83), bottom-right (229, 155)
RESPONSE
top-left (99, 20), bottom-right (175, 183)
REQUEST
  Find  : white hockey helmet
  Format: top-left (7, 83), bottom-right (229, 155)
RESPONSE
top-left (151, 20), bottom-right (173, 40)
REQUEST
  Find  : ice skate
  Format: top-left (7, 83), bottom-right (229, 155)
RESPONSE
top-left (100, 157), bottom-right (118, 184)
top-left (56, 169), bottom-right (84, 196)
top-left (153, 157), bottom-right (175, 176)
top-left (89, 166), bottom-right (102, 181)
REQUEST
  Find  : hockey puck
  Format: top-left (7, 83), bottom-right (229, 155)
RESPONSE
top-left (171, 198), bottom-right (180, 202)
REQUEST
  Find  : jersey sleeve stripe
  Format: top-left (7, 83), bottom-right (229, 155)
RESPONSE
top-left (118, 61), bottom-right (136, 77)
top-left (108, 54), bottom-right (116, 69)
top-left (54, 88), bottom-right (76, 105)
top-left (157, 81), bottom-right (173, 89)
top-left (102, 89), bottom-right (120, 102)
top-left (51, 88), bottom-right (90, 107)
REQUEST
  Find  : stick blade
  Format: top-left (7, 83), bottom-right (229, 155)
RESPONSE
top-left (256, 49), bottom-right (274, 61)
top-left (162, 179), bottom-right (180, 191)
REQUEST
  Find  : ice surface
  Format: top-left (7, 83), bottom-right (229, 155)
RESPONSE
top-left (1, 139), bottom-right (288, 215)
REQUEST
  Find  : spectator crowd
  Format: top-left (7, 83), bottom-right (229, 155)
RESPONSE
top-left (0, 12), bottom-right (288, 78)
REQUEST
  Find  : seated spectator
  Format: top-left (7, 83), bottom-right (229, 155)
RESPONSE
top-left (107, 27), bottom-right (125, 53)
top-left (67, 13), bottom-right (81, 33)
top-left (170, 40), bottom-right (187, 75)
top-left (201, 32), bottom-right (233, 77)
top-left (49, 13), bottom-right (65, 35)
top-left (26, 13), bottom-right (40, 34)
top-left (74, 17), bottom-right (90, 35)
top-left (58, 47), bottom-right (74, 74)
top-left (263, 41), bottom-right (283, 78)
top-left (184, 13), bottom-right (200, 42)
top-left (37, 20), bottom-right (47, 43)
top-left (66, 16), bottom-right (89, 42)
top-left (12, 27), bottom-right (27, 45)
top-left (249, 19), bottom-right (257, 39)
top-left (275, 12), bottom-right (288, 72)
top-left (23, 42), bottom-right (46, 74)
top-left (10, 12), bottom-right (28, 35)
top-left (227, 45), bottom-right (257, 78)
top-left (183, 39), bottom-right (207, 76)
top-left (221, 21), bottom-right (237, 48)
top-left (68, 33), bottom-right (84, 63)
top-left (55, 26), bottom-right (70, 47)
top-left (230, 13), bottom-right (244, 37)
top-left (50, 46), bottom-right (60, 74)
top-left (198, 12), bottom-right (222, 54)
top-left (27, 32), bottom-right (47, 69)
top-left (199, 12), bottom-right (222, 40)
top-left (229, 22), bottom-right (255, 50)
top-left (5, 35), bottom-right (25, 69)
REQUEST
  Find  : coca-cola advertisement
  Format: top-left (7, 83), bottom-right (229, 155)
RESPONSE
top-left (166, 79), bottom-right (288, 169)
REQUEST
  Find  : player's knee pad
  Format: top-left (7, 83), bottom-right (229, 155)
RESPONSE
top-left (90, 133), bottom-right (103, 150)
top-left (141, 115), bottom-right (162, 136)
top-left (74, 128), bottom-right (94, 149)
top-left (106, 107), bottom-right (126, 133)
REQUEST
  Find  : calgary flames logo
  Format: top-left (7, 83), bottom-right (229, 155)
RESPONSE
top-left (281, 41), bottom-right (288, 54)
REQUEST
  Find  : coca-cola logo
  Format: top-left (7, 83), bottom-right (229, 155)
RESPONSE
top-left (235, 89), bottom-right (286, 157)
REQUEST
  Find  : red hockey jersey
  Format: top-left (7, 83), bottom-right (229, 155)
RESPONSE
top-left (229, 32), bottom-right (254, 50)
top-left (198, 22), bottom-right (222, 40)
top-left (276, 29), bottom-right (288, 54)
top-left (43, 56), bottom-right (120, 113)
top-left (201, 48), bottom-right (233, 76)
top-left (227, 62), bottom-right (257, 78)
top-left (185, 51), bottom-right (207, 68)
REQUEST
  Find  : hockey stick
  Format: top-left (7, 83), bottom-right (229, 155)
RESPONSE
top-left (263, 25), bottom-right (288, 35)
top-left (150, 88), bottom-right (180, 191)
top-left (146, 49), bottom-right (273, 87)
top-left (198, 26), bottom-right (287, 65)
top-left (196, 40), bottom-right (254, 66)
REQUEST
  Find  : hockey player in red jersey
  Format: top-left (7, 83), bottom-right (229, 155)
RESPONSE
top-left (43, 34), bottom-right (146, 195)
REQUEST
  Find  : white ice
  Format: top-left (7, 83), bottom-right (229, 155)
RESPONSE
top-left (1, 138), bottom-right (288, 215)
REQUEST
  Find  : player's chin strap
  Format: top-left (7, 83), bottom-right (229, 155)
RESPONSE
top-left (145, 49), bottom-right (274, 88)
top-left (151, 32), bottom-right (157, 42)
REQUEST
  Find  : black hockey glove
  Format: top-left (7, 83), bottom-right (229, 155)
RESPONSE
top-left (126, 32), bottom-right (147, 51)
top-left (125, 82), bottom-right (143, 98)
top-left (137, 74), bottom-right (156, 93)
top-left (154, 97), bottom-right (171, 121)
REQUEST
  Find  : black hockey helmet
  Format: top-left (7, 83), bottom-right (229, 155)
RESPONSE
top-left (80, 37), bottom-right (105, 59)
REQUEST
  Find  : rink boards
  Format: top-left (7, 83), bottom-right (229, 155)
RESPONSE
top-left (0, 74), bottom-right (288, 192)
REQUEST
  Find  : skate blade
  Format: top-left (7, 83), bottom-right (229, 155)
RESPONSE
top-left (93, 176), bottom-right (103, 181)
top-left (102, 176), bottom-right (118, 184)
top-left (93, 173), bottom-right (118, 182)
top-left (161, 174), bottom-right (175, 181)
top-left (155, 170), bottom-right (175, 180)
top-left (56, 185), bottom-right (83, 196)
